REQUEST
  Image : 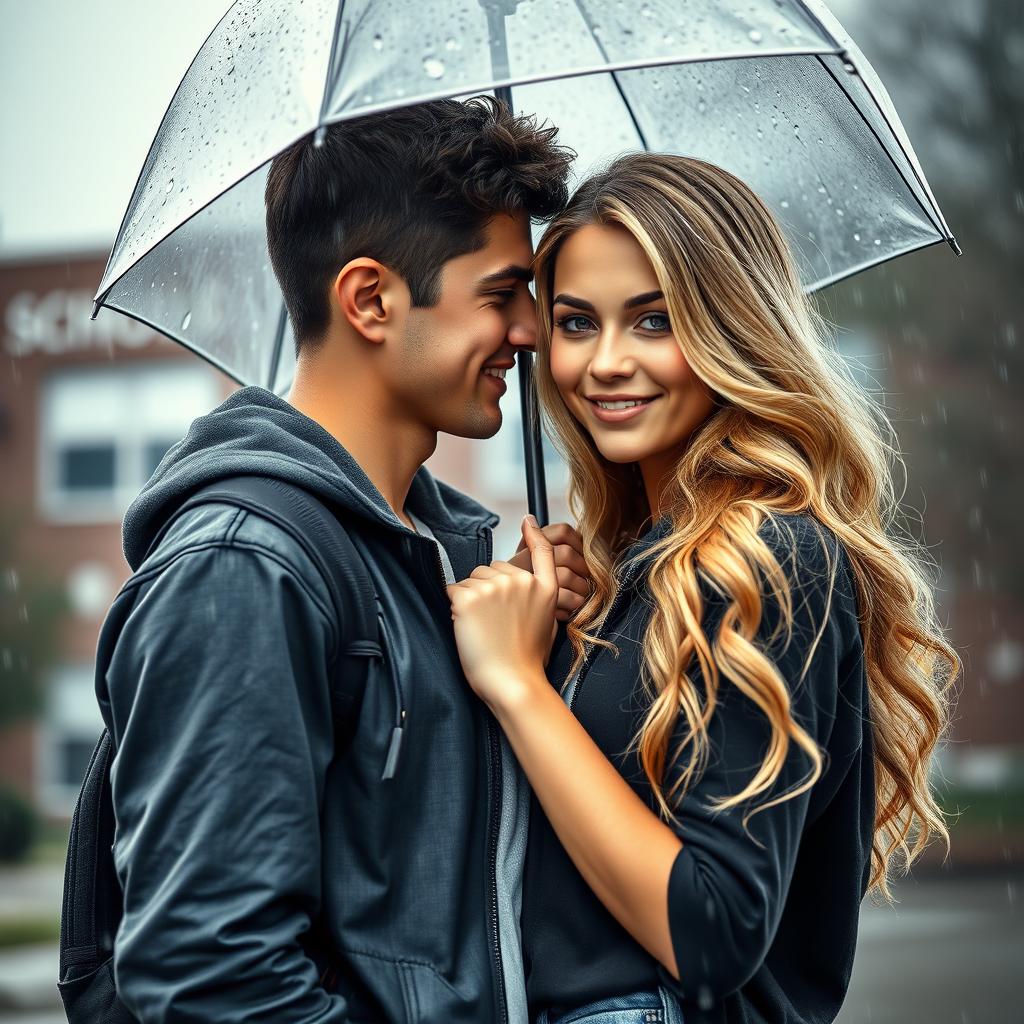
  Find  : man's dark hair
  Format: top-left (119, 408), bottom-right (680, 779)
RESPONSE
top-left (265, 96), bottom-right (574, 350)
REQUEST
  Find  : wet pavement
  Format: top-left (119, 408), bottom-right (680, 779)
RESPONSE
top-left (837, 869), bottom-right (1022, 1024)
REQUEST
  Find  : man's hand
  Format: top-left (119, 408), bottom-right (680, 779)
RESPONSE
top-left (508, 521), bottom-right (590, 622)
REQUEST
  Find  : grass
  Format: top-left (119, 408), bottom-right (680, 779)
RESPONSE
top-left (939, 786), bottom-right (1024, 831)
top-left (0, 914), bottom-right (60, 949)
top-left (28, 819), bottom-right (71, 866)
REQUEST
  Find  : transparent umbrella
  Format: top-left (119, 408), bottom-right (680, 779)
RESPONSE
top-left (92, 0), bottom-right (959, 525)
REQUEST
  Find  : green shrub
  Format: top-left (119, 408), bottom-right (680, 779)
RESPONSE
top-left (0, 785), bottom-right (38, 863)
top-left (0, 914), bottom-right (60, 948)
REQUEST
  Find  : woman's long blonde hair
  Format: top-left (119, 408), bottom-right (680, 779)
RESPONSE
top-left (533, 153), bottom-right (958, 898)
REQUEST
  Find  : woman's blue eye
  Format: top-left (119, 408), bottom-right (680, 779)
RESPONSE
top-left (638, 313), bottom-right (670, 332)
top-left (556, 315), bottom-right (594, 333)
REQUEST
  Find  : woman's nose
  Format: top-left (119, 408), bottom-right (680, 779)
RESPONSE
top-left (588, 330), bottom-right (634, 380)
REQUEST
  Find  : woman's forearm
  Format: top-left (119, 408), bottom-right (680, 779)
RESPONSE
top-left (492, 672), bottom-right (683, 979)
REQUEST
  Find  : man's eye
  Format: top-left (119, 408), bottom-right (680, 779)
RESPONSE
top-left (555, 315), bottom-right (594, 334)
top-left (487, 290), bottom-right (516, 306)
top-left (638, 313), bottom-right (671, 332)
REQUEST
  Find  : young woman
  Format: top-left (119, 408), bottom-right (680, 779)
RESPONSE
top-left (446, 153), bottom-right (958, 1024)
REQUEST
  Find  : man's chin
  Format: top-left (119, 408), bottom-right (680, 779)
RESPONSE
top-left (441, 407), bottom-right (503, 441)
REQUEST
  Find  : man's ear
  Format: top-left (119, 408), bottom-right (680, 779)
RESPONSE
top-left (333, 258), bottom-right (408, 344)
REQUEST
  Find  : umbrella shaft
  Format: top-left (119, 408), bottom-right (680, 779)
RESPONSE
top-left (517, 350), bottom-right (549, 527)
top-left (484, 0), bottom-right (550, 527)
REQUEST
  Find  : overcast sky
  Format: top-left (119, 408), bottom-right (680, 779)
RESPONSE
top-left (0, 0), bottom-right (860, 261)
top-left (0, 0), bottom-right (226, 259)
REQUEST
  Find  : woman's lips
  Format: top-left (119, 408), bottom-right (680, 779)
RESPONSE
top-left (585, 395), bottom-right (660, 423)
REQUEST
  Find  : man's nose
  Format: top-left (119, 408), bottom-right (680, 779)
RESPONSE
top-left (507, 320), bottom-right (537, 352)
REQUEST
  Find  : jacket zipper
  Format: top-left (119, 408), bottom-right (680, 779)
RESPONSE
top-left (485, 714), bottom-right (508, 1023)
top-left (415, 525), bottom-right (509, 1022)
top-left (478, 526), bottom-right (508, 1024)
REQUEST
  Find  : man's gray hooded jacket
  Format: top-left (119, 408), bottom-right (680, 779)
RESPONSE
top-left (96, 385), bottom-right (518, 1023)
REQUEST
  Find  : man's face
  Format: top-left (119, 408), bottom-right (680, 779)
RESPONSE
top-left (384, 212), bottom-right (537, 439)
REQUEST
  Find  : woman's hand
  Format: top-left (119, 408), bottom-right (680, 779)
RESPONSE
top-left (507, 521), bottom-right (591, 622)
top-left (447, 515), bottom-right (559, 712)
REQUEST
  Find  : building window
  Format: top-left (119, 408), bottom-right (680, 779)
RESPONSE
top-left (61, 443), bottom-right (117, 491)
top-left (38, 362), bottom-right (221, 524)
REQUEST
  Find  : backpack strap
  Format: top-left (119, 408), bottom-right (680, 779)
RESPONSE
top-left (159, 474), bottom-right (379, 657)
top-left (149, 474), bottom-right (382, 736)
top-left (58, 730), bottom-right (123, 990)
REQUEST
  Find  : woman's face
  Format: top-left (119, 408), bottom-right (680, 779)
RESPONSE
top-left (548, 223), bottom-right (716, 473)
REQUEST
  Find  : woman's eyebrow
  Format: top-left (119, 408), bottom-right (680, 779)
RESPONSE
top-left (553, 290), bottom-right (664, 312)
top-left (624, 290), bottom-right (664, 309)
top-left (552, 293), bottom-right (596, 312)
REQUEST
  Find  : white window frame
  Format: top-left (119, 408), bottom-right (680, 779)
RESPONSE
top-left (38, 361), bottom-right (220, 525)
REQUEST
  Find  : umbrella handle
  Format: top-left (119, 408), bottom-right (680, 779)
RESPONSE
top-left (517, 350), bottom-right (549, 528)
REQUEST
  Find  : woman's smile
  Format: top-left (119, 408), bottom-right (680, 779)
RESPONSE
top-left (584, 393), bottom-right (662, 423)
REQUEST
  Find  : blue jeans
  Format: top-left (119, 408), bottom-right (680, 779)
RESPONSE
top-left (535, 986), bottom-right (684, 1024)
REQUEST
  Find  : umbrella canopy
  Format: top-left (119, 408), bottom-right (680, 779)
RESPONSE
top-left (93, 0), bottom-right (958, 511)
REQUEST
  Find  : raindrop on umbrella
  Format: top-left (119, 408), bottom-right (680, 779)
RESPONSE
top-left (422, 56), bottom-right (445, 79)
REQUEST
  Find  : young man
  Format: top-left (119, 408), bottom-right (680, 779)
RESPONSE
top-left (97, 98), bottom-right (584, 1023)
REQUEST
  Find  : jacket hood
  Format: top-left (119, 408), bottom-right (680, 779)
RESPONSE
top-left (122, 385), bottom-right (498, 570)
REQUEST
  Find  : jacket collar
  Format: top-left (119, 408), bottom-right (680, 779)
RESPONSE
top-left (616, 515), bottom-right (673, 588)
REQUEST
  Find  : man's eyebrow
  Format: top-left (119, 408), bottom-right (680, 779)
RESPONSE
top-left (477, 264), bottom-right (534, 288)
top-left (553, 291), bottom-right (664, 313)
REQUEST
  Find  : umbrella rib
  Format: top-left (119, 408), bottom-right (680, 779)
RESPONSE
top-left (812, 54), bottom-right (952, 248)
top-left (94, 0), bottom-right (242, 309)
top-left (319, 0), bottom-right (350, 124)
top-left (608, 70), bottom-right (649, 150)
top-left (791, 0), bottom-right (956, 249)
top-left (266, 302), bottom-right (289, 391)
top-left (567, 0), bottom-right (649, 150)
